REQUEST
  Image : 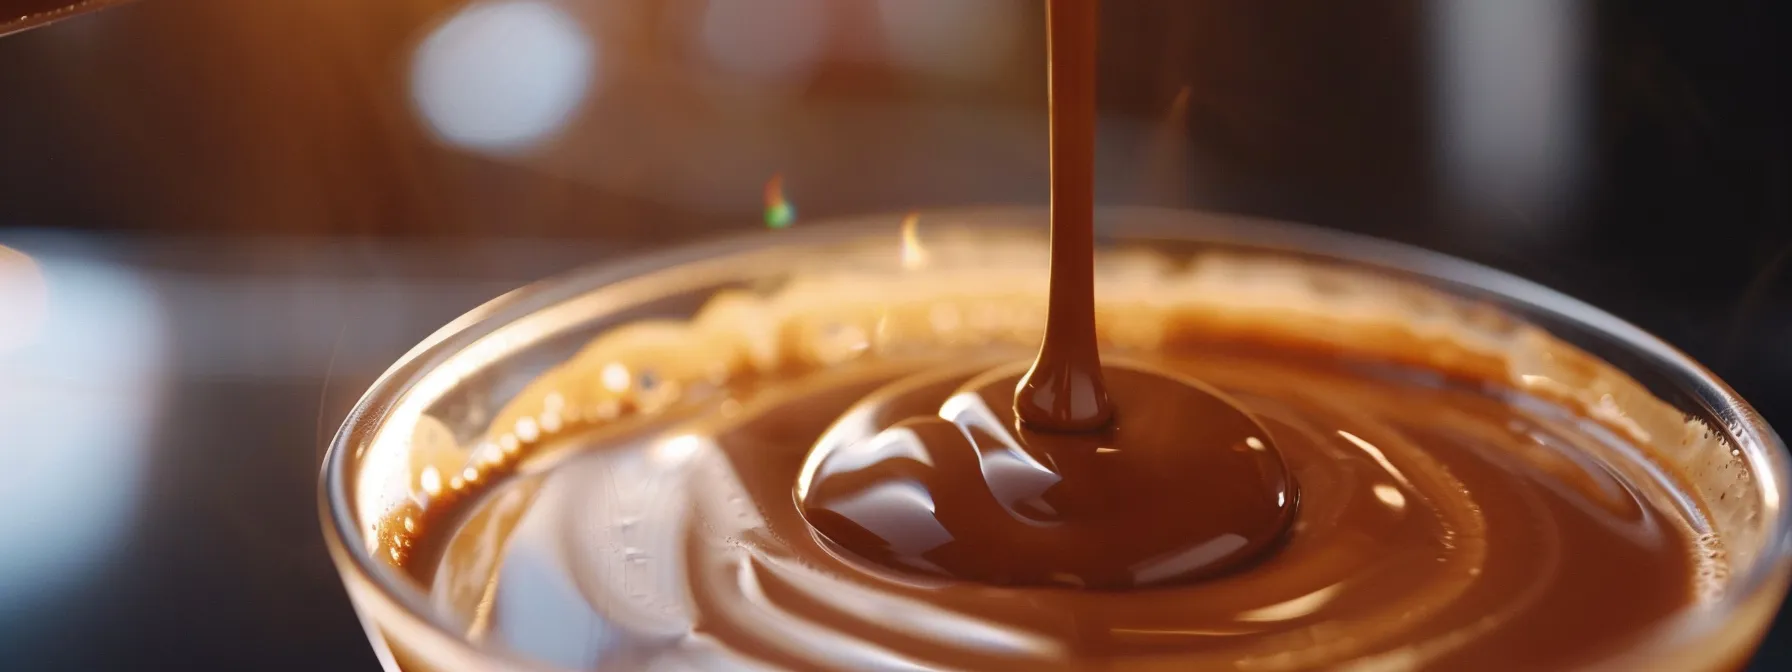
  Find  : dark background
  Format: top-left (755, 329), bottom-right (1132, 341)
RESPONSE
top-left (0, 0), bottom-right (1786, 669)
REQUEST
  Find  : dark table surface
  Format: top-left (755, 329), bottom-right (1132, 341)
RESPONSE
top-left (0, 1), bottom-right (1788, 670)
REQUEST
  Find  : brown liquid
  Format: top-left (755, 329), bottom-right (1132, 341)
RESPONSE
top-left (373, 0), bottom-right (1713, 666)
top-left (796, 0), bottom-right (1297, 590)
top-left (1017, 0), bottom-right (1111, 433)
top-left (799, 359), bottom-right (1296, 588)
top-left (396, 337), bottom-right (1706, 670)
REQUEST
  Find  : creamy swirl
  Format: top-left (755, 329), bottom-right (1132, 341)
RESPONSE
top-left (795, 359), bottom-right (1297, 589)
top-left (382, 245), bottom-right (1721, 670)
top-left (422, 346), bottom-right (1699, 670)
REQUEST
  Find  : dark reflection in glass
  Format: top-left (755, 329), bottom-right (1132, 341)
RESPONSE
top-left (0, 0), bottom-right (128, 38)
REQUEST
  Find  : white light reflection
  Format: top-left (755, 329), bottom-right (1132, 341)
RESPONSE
top-left (824, 480), bottom-right (952, 556)
top-left (488, 506), bottom-right (617, 669)
top-left (700, 0), bottom-right (828, 83)
top-left (796, 404), bottom-right (879, 501)
top-left (939, 389), bottom-right (1062, 518)
top-left (1373, 484), bottom-right (1409, 511)
top-left (1432, 0), bottom-right (1587, 232)
top-left (651, 433), bottom-right (707, 466)
top-left (1337, 430), bottom-right (1415, 490)
top-left (412, 0), bottom-right (597, 152)
top-left (600, 362), bottom-right (630, 392)
top-left (822, 426), bottom-right (940, 479)
top-left (1130, 534), bottom-right (1248, 586)
top-left (877, 0), bottom-right (1022, 81)
top-left (938, 391), bottom-right (1027, 457)
top-left (748, 549), bottom-right (1061, 658)
top-left (723, 555), bottom-right (937, 670)
top-left (0, 244), bottom-right (164, 614)
top-left (1235, 584), bottom-right (1345, 623)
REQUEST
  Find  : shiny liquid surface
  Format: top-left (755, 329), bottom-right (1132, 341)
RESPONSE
top-left (795, 0), bottom-right (1298, 590)
top-left (404, 341), bottom-right (1704, 670)
top-left (797, 360), bottom-right (1296, 588)
top-left (377, 0), bottom-right (1711, 665)
top-left (1016, 0), bottom-right (1111, 433)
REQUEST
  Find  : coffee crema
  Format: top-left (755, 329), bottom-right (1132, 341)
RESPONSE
top-left (374, 237), bottom-right (1725, 670)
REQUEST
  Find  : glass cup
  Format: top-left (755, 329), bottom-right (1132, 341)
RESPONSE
top-left (320, 206), bottom-right (1791, 671)
top-left (0, 0), bottom-right (132, 37)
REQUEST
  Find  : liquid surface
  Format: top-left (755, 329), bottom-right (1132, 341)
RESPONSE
top-left (795, 0), bottom-right (1298, 589)
top-left (797, 360), bottom-right (1296, 588)
top-left (371, 1), bottom-right (1716, 663)
top-left (403, 339), bottom-right (1703, 670)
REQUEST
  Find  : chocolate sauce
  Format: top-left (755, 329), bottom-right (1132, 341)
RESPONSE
top-left (1017, 0), bottom-right (1111, 433)
top-left (369, 0), bottom-right (1719, 667)
top-left (399, 341), bottom-right (1707, 670)
top-left (795, 0), bottom-right (1297, 588)
top-left (798, 360), bottom-right (1295, 588)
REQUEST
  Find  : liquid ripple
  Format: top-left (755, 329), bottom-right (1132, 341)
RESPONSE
top-left (428, 350), bottom-right (1696, 670)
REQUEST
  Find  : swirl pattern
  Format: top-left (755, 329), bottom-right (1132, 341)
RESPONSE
top-left (424, 346), bottom-right (1700, 670)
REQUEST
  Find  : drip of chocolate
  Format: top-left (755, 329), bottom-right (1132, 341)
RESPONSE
top-left (384, 3), bottom-right (1713, 665)
top-left (403, 341), bottom-right (1707, 669)
top-left (799, 360), bottom-right (1297, 589)
top-left (794, 0), bottom-right (1298, 589)
top-left (1016, 0), bottom-right (1111, 433)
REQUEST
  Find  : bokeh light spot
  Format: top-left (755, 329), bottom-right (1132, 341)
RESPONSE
top-left (411, 0), bottom-right (597, 152)
top-left (764, 175), bottom-right (796, 229)
top-left (700, 0), bottom-right (828, 83)
top-left (877, 0), bottom-right (1022, 81)
top-left (0, 246), bottom-right (164, 614)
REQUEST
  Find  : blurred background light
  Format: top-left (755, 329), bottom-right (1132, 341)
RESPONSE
top-left (876, 0), bottom-right (1023, 81)
top-left (699, 0), bottom-right (828, 84)
top-left (411, 0), bottom-right (598, 152)
top-left (1432, 0), bottom-right (1588, 234)
top-left (0, 241), bottom-right (166, 614)
top-left (0, 244), bottom-right (48, 354)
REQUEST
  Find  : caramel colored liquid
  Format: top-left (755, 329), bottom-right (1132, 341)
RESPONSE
top-left (371, 0), bottom-right (1714, 667)
top-left (797, 0), bottom-right (1297, 590)
top-left (375, 236), bottom-right (1718, 668)
top-left (798, 359), bottom-right (1296, 588)
top-left (400, 341), bottom-right (1702, 670)
top-left (1017, 0), bottom-right (1110, 432)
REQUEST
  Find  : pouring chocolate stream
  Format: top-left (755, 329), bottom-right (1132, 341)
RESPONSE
top-left (795, 0), bottom-right (1298, 589)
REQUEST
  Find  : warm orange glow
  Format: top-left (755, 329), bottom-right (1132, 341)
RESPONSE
top-left (899, 212), bottom-right (927, 270)
top-left (0, 243), bottom-right (49, 354)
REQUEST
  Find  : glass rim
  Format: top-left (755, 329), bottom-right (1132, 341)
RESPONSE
top-left (319, 205), bottom-right (1791, 670)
